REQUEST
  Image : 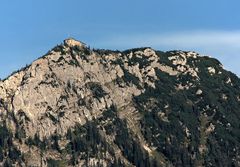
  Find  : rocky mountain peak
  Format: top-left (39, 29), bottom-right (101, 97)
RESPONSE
top-left (0, 39), bottom-right (239, 167)
top-left (63, 38), bottom-right (87, 48)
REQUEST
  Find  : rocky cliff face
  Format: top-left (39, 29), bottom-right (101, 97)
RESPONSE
top-left (0, 38), bottom-right (240, 167)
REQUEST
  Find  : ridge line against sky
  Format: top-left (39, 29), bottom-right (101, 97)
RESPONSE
top-left (1, 30), bottom-right (240, 78)
top-left (91, 30), bottom-right (240, 77)
top-left (0, 0), bottom-right (240, 78)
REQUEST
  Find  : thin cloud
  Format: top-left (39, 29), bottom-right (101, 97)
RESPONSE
top-left (96, 30), bottom-right (240, 49)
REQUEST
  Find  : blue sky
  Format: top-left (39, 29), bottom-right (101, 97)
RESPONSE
top-left (0, 0), bottom-right (240, 79)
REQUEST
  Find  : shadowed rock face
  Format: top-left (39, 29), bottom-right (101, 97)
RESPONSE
top-left (0, 39), bottom-right (240, 167)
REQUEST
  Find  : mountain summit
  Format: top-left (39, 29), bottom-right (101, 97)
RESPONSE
top-left (64, 38), bottom-right (87, 48)
top-left (0, 39), bottom-right (240, 167)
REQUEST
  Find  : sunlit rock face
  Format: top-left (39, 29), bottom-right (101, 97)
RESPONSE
top-left (0, 39), bottom-right (240, 167)
top-left (64, 38), bottom-right (87, 48)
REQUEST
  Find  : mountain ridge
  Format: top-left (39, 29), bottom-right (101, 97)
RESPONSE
top-left (1, 38), bottom-right (237, 82)
top-left (0, 38), bottom-right (239, 167)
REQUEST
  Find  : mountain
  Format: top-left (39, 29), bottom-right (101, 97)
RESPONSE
top-left (0, 38), bottom-right (240, 167)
